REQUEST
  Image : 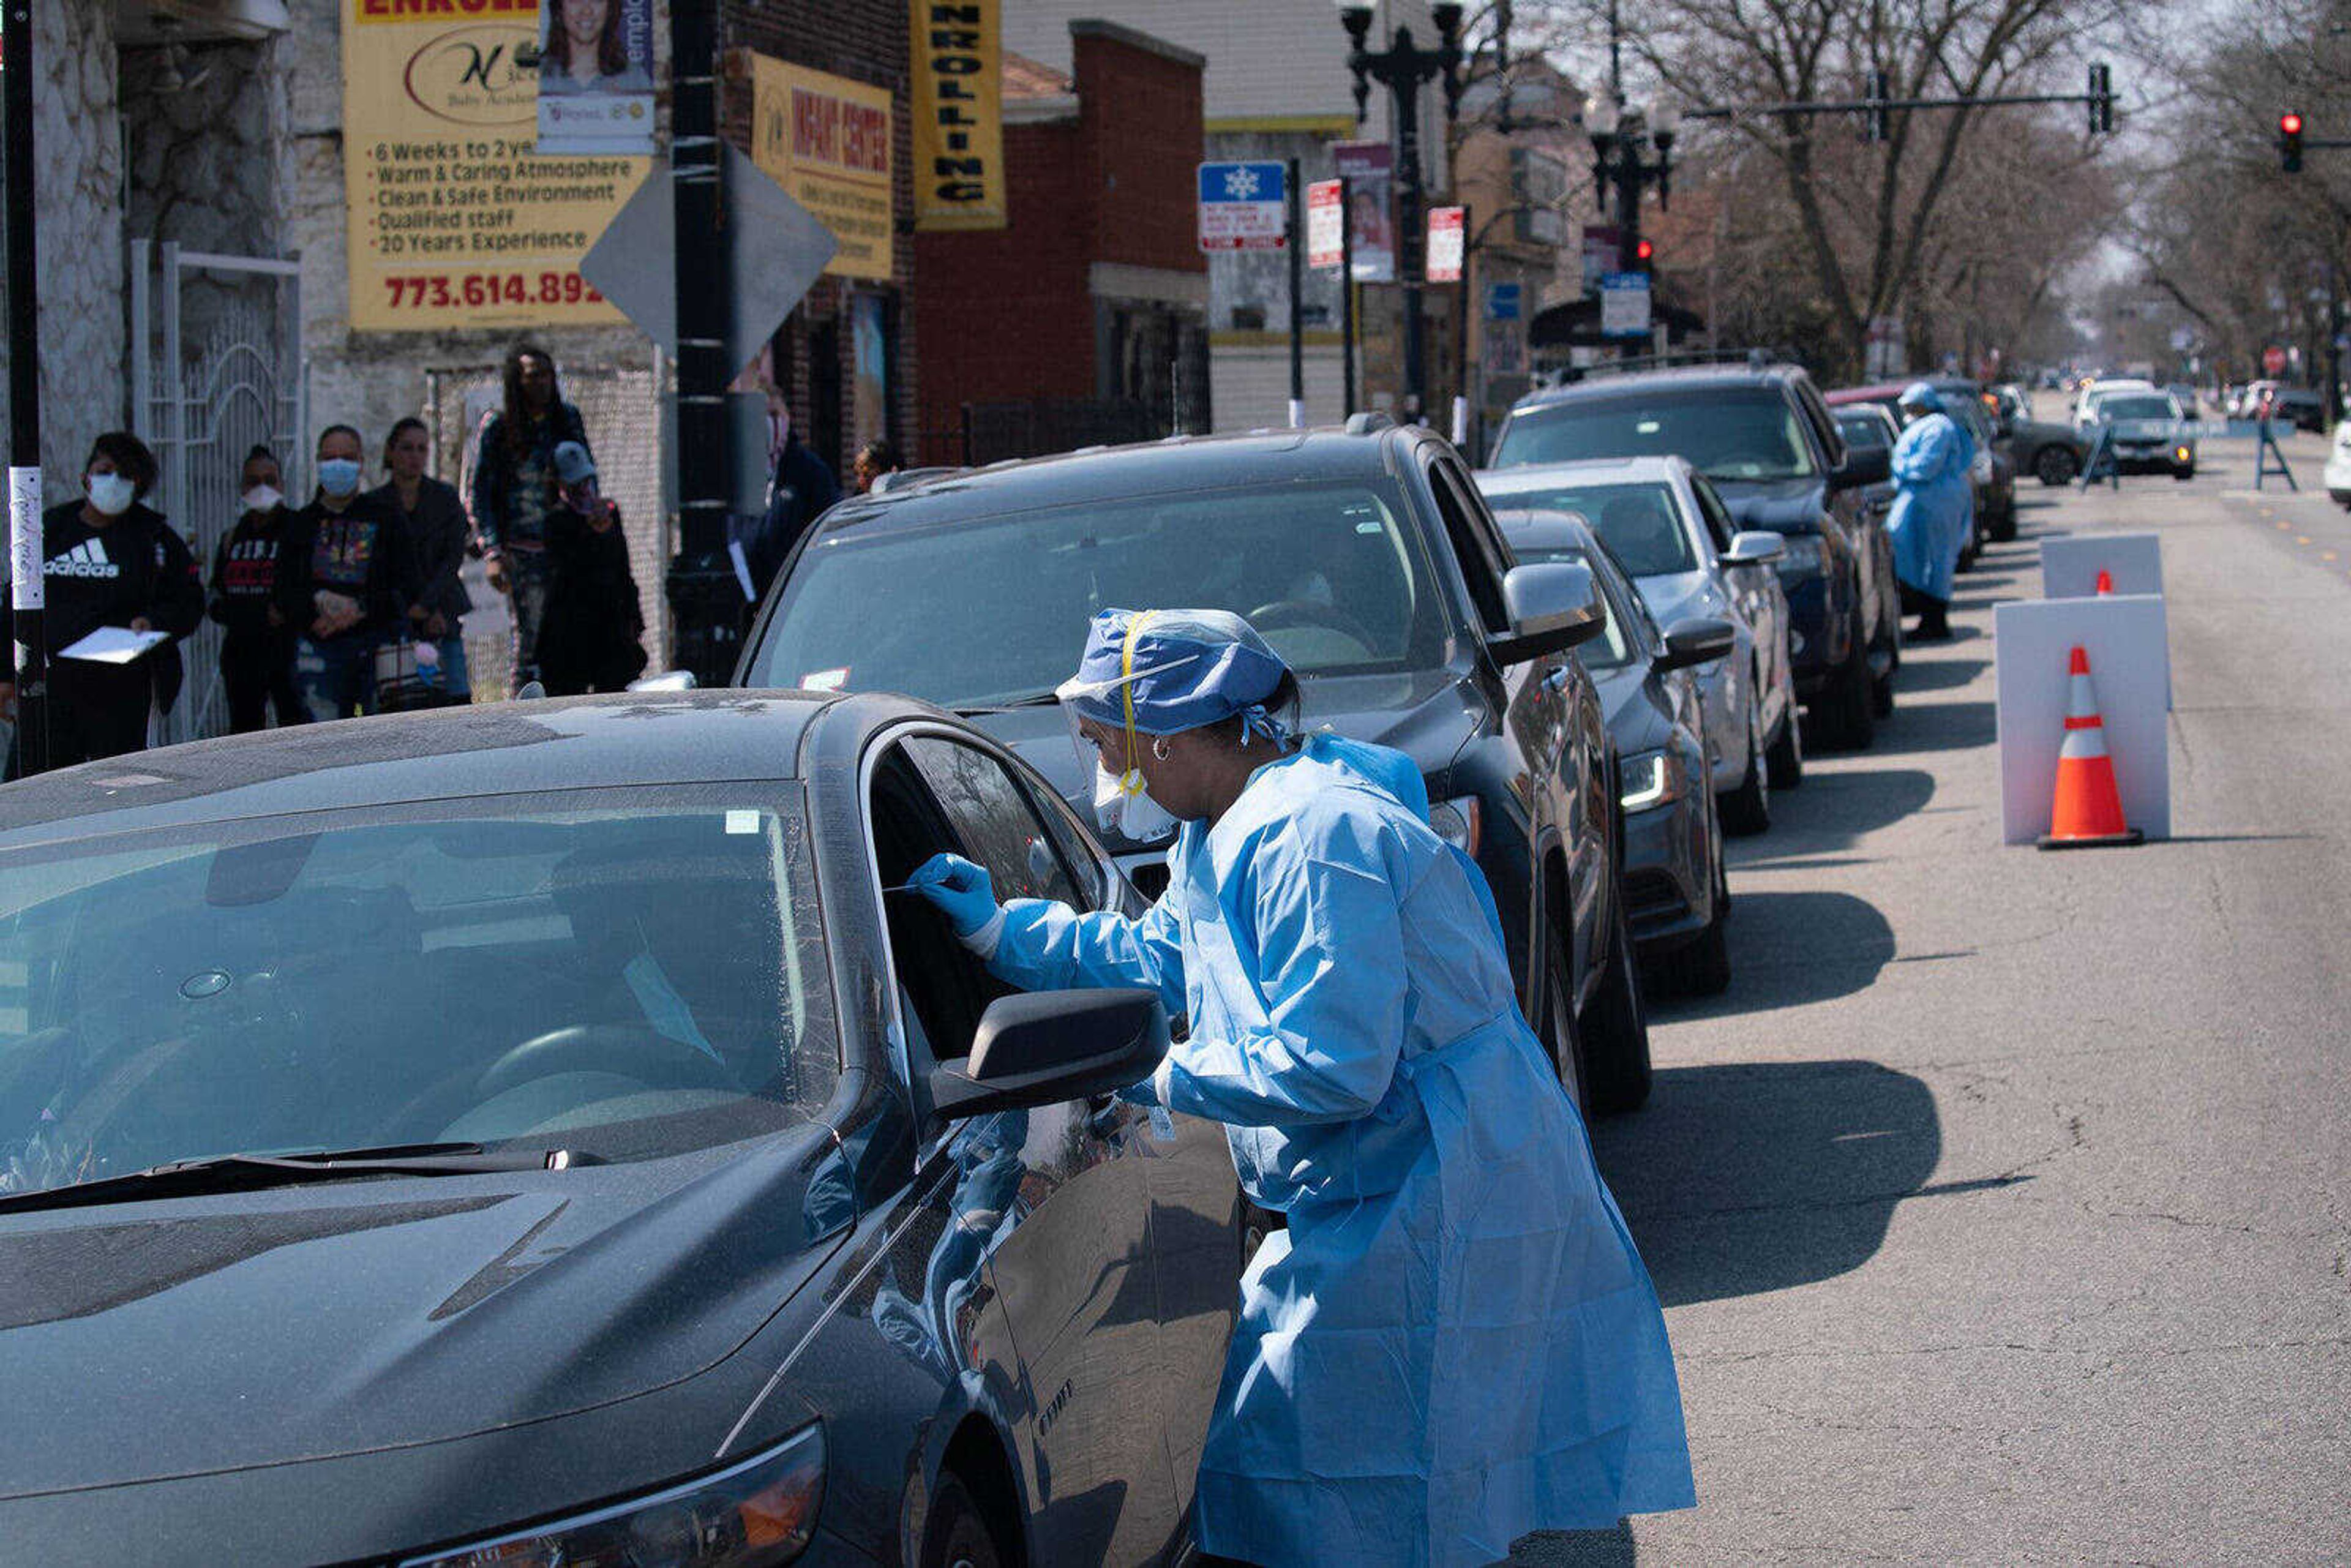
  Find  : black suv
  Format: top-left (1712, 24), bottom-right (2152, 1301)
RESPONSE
top-left (1490, 361), bottom-right (1894, 749)
top-left (735, 426), bottom-right (1658, 1113)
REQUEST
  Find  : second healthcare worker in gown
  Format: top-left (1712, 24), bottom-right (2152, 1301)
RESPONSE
top-left (911, 609), bottom-right (1693, 1568)
top-left (1886, 381), bottom-right (1975, 640)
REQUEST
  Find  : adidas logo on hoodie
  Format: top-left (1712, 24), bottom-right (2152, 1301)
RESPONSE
top-left (44, 539), bottom-right (119, 580)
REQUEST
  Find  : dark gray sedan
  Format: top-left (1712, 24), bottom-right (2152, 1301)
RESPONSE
top-left (0, 693), bottom-right (1244, 1567)
top-left (1491, 509), bottom-right (1736, 996)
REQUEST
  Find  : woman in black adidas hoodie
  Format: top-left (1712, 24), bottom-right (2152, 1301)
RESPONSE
top-left (208, 445), bottom-right (305, 732)
top-left (1, 431), bottom-right (203, 768)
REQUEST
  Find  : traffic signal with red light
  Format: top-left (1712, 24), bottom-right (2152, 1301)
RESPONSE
top-left (2281, 112), bottom-right (2304, 173)
top-left (1633, 238), bottom-right (1655, 271)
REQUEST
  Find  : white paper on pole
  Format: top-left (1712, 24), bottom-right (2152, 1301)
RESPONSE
top-left (1287, 399), bottom-right (1305, 430)
top-left (1993, 596), bottom-right (2172, 844)
top-left (1426, 206), bottom-right (1464, 282)
top-left (1307, 180), bottom-right (1344, 269)
top-left (2039, 533), bottom-right (2163, 599)
top-left (1451, 396), bottom-right (1469, 445)
top-left (9, 467), bottom-right (42, 612)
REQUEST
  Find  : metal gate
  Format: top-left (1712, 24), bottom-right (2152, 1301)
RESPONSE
top-left (129, 242), bottom-right (305, 745)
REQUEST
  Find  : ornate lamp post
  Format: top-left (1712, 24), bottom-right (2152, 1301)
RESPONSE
top-left (1583, 88), bottom-right (1680, 271)
top-left (1336, 1), bottom-right (1468, 419)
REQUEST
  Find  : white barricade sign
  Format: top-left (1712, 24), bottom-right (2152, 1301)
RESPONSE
top-left (1994, 596), bottom-right (2172, 845)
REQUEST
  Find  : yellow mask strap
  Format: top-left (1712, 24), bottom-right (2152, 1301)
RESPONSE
top-left (1119, 611), bottom-right (1160, 783)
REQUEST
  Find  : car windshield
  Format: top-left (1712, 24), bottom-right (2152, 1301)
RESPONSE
top-left (1834, 413), bottom-right (1892, 451)
top-left (1486, 481), bottom-right (1697, 576)
top-left (1494, 386), bottom-right (1820, 481)
top-left (2098, 396), bottom-right (2178, 421)
top-left (751, 479), bottom-right (1446, 708)
top-left (0, 790), bottom-right (836, 1198)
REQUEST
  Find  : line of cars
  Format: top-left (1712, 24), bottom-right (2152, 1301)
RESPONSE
top-left (0, 356), bottom-right (1944, 1566)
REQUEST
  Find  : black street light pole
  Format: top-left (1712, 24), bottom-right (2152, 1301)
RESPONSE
top-left (1338, 1), bottom-right (1465, 422)
top-left (4, 0), bottom-right (50, 774)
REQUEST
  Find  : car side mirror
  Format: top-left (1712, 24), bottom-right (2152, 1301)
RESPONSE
top-left (928, 988), bottom-right (1170, 1120)
top-left (1659, 617), bottom-right (1737, 672)
top-left (1721, 530), bottom-right (1785, 568)
top-left (1832, 446), bottom-right (1891, 489)
top-left (1488, 561), bottom-right (1606, 664)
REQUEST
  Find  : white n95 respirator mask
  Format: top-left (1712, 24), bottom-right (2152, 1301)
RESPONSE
top-left (1093, 761), bottom-right (1178, 845)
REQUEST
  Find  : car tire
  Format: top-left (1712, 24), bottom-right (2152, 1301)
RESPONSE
top-left (1869, 614), bottom-right (1899, 719)
top-left (1537, 906), bottom-right (1588, 1117)
top-left (1766, 703), bottom-right (1804, 789)
top-left (1816, 616), bottom-right (1876, 751)
top-left (1581, 860), bottom-right (1652, 1116)
top-left (2034, 445), bottom-right (2079, 486)
top-left (1719, 702), bottom-right (1769, 836)
top-left (2174, 465), bottom-right (2195, 482)
top-left (1663, 853), bottom-right (1732, 998)
top-left (1989, 500), bottom-right (2018, 543)
top-left (923, 1476), bottom-right (1007, 1568)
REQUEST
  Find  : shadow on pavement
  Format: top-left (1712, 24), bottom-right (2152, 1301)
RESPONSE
top-left (1877, 697), bottom-right (1995, 753)
top-left (1733, 768), bottom-right (1936, 861)
top-left (1508, 1523), bottom-right (1637, 1566)
top-left (1888, 656), bottom-right (1988, 693)
top-left (1648, 889), bottom-right (1894, 1019)
top-left (1591, 1060), bottom-right (1942, 1308)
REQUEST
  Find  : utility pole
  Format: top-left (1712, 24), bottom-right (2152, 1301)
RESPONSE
top-left (664, 0), bottom-right (737, 686)
top-left (5, 0), bottom-right (49, 775)
top-left (1287, 157), bottom-right (1305, 429)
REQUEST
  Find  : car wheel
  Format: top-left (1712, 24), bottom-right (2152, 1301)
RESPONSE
top-left (1989, 500), bottom-right (2018, 543)
top-left (1869, 614), bottom-right (1899, 719)
top-left (1718, 701), bottom-right (1769, 836)
top-left (1537, 908), bottom-right (1588, 1117)
top-left (1765, 702), bottom-right (1804, 789)
top-left (2034, 445), bottom-right (2079, 486)
top-left (2174, 465), bottom-right (2195, 482)
top-left (1815, 616), bottom-right (1876, 751)
top-left (1580, 861), bottom-right (1652, 1116)
top-left (923, 1476), bottom-right (1007, 1568)
top-left (1663, 853), bottom-right (1732, 998)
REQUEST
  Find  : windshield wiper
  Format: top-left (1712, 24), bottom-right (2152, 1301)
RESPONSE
top-left (952, 691), bottom-right (1061, 716)
top-left (0, 1141), bottom-right (590, 1216)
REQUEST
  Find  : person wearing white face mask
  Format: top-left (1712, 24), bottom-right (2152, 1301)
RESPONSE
top-left (278, 424), bottom-right (422, 721)
top-left (0, 431), bottom-right (203, 769)
top-left (208, 444), bottom-right (305, 732)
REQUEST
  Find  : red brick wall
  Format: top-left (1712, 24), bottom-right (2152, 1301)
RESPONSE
top-left (720, 1), bottom-right (915, 479)
top-left (912, 27), bottom-right (1205, 464)
top-left (912, 117), bottom-right (1097, 462)
top-left (1074, 31), bottom-right (1207, 274)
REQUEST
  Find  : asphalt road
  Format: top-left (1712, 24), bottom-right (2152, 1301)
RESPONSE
top-left (1513, 424), bottom-right (2351, 1566)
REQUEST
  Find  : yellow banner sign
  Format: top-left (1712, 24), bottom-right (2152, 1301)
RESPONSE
top-left (341, 0), bottom-right (651, 331)
top-left (909, 0), bottom-right (1006, 231)
top-left (751, 56), bottom-right (895, 281)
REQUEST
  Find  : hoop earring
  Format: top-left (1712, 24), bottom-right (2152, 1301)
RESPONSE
top-left (1152, 736), bottom-right (1173, 762)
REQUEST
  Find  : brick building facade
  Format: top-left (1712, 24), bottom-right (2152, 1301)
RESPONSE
top-left (720, 0), bottom-right (917, 487)
top-left (912, 21), bottom-right (1208, 465)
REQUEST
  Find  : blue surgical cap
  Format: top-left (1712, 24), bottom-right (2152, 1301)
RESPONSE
top-left (1898, 381), bottom-right (1942, 411)
top-left (1058, 608), bottom-right (1291, 737)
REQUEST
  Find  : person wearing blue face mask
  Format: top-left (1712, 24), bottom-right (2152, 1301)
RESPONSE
top-left (279, 424), bottom-right (421, 721)
top-left (909, 608), bottom-right (1695, 1568)
top-left (0, 431), bottom-right (202, 769)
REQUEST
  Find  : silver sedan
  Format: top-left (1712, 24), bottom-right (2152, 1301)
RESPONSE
top-left (1478, 454), bottom-right (1801, 833)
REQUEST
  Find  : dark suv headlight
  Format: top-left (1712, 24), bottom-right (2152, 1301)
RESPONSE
top-left (400, 1424), bottom-right (825, 1567)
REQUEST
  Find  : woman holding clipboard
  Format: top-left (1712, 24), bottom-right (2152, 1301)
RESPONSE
top-left (1, 432), bottom-right (202, 770)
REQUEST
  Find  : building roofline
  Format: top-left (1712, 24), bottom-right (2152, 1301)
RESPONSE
top-left (1068, 18), bottom-right (1207, 72)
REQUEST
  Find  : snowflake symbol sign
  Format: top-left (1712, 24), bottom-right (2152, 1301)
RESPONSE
top-left (1223, 167), bottom-right (1262, 201)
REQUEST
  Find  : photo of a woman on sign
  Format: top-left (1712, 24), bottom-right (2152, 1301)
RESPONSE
top-left (539, 0), bottom-right (652, 95)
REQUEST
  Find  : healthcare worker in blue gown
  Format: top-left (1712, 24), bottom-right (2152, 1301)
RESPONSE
top-left (908, 609), bottom-right (1694, 1568)
top-left (1886, 381), bottom-right (1976, 641)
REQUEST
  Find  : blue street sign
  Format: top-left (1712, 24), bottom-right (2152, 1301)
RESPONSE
top-left (1484, 281), bottom-right (1523, 321)
top-left (1600, 271), bottom-right (1652, 339)
top-left (1198, 160), bottom-right (1289, 252)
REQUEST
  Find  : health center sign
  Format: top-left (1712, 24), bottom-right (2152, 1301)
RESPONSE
top-left (342, 0), bottom-right (652, 331)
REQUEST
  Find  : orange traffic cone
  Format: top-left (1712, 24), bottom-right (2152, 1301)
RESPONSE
top-left (2039, 645), bottom-right (2143, 850)
top-left (2094, 569), bottom-right (2114, 595)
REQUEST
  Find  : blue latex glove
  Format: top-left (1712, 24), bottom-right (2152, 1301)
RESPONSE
top-left (907, 853), bottom-right (999, 939)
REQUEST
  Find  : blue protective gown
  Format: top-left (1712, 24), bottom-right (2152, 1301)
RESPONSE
top-left (986, 732), bottom-right (1694, 1567)
top-left (1886, 410), bottom-right (1974, 600)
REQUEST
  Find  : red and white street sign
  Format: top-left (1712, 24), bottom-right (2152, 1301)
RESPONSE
top-left (2263, 345), bottom-right (2288, 376)
top-left (1307, 179), bottom-right (1344, 269)
top-left (1426, 206), bottom-right (1465, 282)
